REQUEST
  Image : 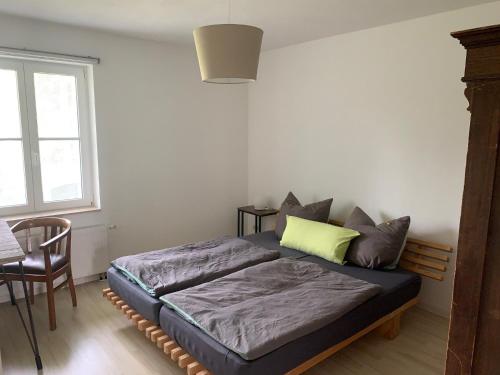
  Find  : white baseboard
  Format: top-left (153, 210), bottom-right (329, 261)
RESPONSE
top-left (0, 273), bottom-right (104, 304)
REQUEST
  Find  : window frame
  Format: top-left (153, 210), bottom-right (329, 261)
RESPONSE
top-left (0, 57), bottom-right (96, 216)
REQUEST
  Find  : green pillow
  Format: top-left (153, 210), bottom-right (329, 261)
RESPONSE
top-left (280, 215), bottom-right (360, 264)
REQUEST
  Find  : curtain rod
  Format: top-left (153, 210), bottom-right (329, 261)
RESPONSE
top-left (0, 46), bottom-right (100, 65)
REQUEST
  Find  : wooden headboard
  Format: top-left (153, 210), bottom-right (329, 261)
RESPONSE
top-left (328, 219), bottom-right (453, 281)
top-left (399, 238), bottom-right (452, 281)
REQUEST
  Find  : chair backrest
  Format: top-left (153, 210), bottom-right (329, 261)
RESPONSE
top-left (11, 217), bottom-right (72, 261)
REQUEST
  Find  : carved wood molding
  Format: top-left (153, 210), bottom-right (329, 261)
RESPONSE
top-left (464, 80), bottom-right (500, 111)
top-left (464, 85), bottom-right (473, 112)
top-left (451, 24), bottom-right (500, 48)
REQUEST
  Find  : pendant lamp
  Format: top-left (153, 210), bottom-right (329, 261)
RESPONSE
top-left (193, 1), bottom-right (263, 83)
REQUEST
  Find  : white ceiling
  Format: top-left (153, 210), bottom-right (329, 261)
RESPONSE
top-left (0, 0), bottom-right (495, 50)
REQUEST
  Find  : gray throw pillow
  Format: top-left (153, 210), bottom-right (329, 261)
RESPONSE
top-left (344, 207), bottom-right (410, 269)
top-left (275, 192), bottom-right (333, 239)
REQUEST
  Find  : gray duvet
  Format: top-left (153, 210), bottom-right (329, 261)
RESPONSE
top-left (111, 237), bottom-right (279, 297)
top-left (161, 258), bottom-right (382, 360)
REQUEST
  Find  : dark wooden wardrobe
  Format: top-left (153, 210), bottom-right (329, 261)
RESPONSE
top-left (447, 25), bottom-right (500, 375)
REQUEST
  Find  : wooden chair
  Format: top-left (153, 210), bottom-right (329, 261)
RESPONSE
top-left (0, 217), bottom-right (76, 330)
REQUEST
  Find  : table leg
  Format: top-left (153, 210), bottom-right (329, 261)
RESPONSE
top-left (1, 264), bottom-right (43, 370)
top-left (237, 209), bottom-right (241, 237)
top-left (254, 215), bottom-right (258, 234)
top-left (19, 262), bottom-right (43, 370)
top-left (5, 275), bottom-right (16, 305)
top-left (258, 216), bottom-right (262, 233)
top-left (241, 212), bottom-right (245, 237)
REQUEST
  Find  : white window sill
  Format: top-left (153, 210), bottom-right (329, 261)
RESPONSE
top-left (2, 206), bottom-right (101, 223)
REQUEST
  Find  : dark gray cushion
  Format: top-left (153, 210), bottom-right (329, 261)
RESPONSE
top-left (3, 249), bottom-right (67, 275)
top-left (345, 207), bottom-right (410, 269)
top-left (275, 192), bottom-right (332, 239)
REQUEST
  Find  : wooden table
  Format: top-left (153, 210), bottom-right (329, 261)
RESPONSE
top-left (0, 220), bottom-right (42, 370)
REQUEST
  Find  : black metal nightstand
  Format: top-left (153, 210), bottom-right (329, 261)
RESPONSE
top-left (237, 205), bottom-right (279, 237)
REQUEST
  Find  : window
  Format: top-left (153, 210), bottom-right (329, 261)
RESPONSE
top-left (0, 58), bottom-right (96, 216)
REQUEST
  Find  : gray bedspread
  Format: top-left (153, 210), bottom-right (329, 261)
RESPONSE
top-left (111, 237), bottom-right (279, 297)
top-left (161, 258), bottom-right (382, 360)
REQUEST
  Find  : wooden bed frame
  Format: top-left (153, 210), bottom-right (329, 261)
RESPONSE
top-left (102, 231), bottom-right (452, 375)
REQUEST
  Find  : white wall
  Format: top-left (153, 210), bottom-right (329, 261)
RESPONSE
top-left (248, 1), bottom-right (500, 317)
top-left (0, 13), bottom-right (248, 301)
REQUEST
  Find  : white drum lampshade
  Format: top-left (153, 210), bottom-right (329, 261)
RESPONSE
top-left (193, 24), bottom-right (263, 84)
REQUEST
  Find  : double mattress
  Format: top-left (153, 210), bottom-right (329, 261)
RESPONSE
top-left (106, 231), bottom-right (309, 323)
top-left (107, 231), bottom-right (421, 374)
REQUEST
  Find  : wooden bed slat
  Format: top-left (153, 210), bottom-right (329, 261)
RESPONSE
top-left (126, 309), bottom-right (137, 319)
top-left (102, 288), bottom-right (111, 296)
top-left (171, 347), bottom-right (186, 361)
top-left (106, 292), bottom-right (116, 300)
top-left (137, 319), bottom-right (152, 331)
top-left (187, 362), bottom-right (204, 375)
top-left (164, 341), bottom-right (177, 354)
top-left (399, 260), bottom-right (444, 281)
top-left (111, 296), bottom-right (120, 304)
top-left (131, 314), bottom-right (143, 323)
top-left (156, 335), bottom-right (169, 348)
top-left (406, 237), bottom-right (453, 252)
top-left (405, 245), bottom-right (450, 262)
top-left (150, 329), bottom-right (164, 342)
top-left (179, 353), bottom-right (195, 368)
top-left (400, 253), bottom-right (446, 271)
top-left (145, 325), bottom-right (159, 338)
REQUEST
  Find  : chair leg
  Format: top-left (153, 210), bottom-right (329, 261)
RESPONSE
top-left (7, 280), bottom-right (16, 306)
top-left (29, 281), bottom-right (35, 305)
top-left (46, 278), bottom-right (56, 331)
top-left (67, 270), bottom-right (77, 307)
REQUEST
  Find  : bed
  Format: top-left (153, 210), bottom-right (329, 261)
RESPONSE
top-left (106, 231), bottom-right (307, 323)
top-left (103, 229), bottom-right (452, 375)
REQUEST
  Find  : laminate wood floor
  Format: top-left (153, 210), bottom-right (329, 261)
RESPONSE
top-left (0, 281), bottom-right (449, 375)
